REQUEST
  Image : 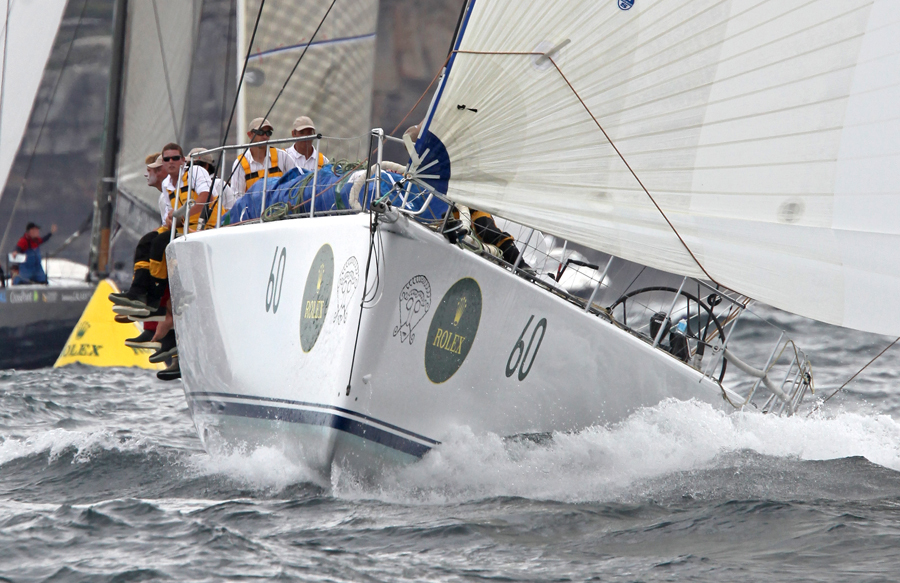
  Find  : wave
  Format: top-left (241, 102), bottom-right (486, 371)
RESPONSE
top-left (13, 398), bottom-right (899, 505)
top-left (334, 399), bottom-right (900, 503)
top-left (184, 445), bottom-right (328, 493)
top-left (0, 428), bottom-right (153, 467)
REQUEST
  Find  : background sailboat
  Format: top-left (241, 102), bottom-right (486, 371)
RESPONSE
top-left (0, 0), bottom-right (92, 369)
top-left (0, 0), bottom-right (205, 369)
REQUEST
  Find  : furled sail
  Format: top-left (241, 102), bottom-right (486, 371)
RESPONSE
top-left (415, 0), bottom-right (900, 337)
top-left (0, 0), bottom-right (68, 205)
top-left (116, 0), bottom-right (202, 235)
top-left (236, 0), bottom-right (377, 142)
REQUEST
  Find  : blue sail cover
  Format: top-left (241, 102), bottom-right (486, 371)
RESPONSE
top-left (226, 165), bottom-right (448, 224)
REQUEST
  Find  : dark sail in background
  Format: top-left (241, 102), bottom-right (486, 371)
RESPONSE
top-left (0, 0), bottom-right (461, 266)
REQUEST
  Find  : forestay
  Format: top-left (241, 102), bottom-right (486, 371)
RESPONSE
top-left (0, 0), bottom-right (67, 205)
top-left (117, 0), bottom-right (202, 212)
top-left (236, 0), bottom-right (377, 142)
top-left (416, 0), bottom-right (900, 336)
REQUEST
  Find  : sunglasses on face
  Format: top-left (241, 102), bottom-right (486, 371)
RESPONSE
top-left (163, 155), bottom-right (183, 162)
top-left (251, 128), bottom-right (273, 137)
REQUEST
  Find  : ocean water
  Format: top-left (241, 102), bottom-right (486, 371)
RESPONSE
top-left (2, 315), bottom-right (900, 582)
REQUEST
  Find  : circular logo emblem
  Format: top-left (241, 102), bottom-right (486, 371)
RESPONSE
top-left (299, 244), bottom-right (334, 352)
top-left (618, 0), bottom-right (634, 9)
top-left (424, 278), bottom-right (482, 384)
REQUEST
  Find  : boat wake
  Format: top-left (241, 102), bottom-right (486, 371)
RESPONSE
top-left (333, 399), bottom-right (900, 504)
top-left (4, 398), bottom-right (900, 506)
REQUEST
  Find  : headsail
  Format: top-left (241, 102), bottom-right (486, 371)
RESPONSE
top-left (416, 0), bottom-right (900, 337)
top-left (236, 0), bottom-right (377, 141)
top-left (0, 0), bottom-right (68, 205)
top-left (116, 0), bottom-right (202, 226)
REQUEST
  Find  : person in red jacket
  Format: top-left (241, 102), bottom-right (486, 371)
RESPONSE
top-left (14, 222), bottom-right (57, 284)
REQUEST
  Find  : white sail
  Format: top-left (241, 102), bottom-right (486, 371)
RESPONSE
top-left (0, 0), bottom-right (68, 204)
top-left (117, 0), bottom-right (202, 210)
top-left (236, 0), bottom-right (377, 143)
top-left (416, 0), bottom-right (900, 337)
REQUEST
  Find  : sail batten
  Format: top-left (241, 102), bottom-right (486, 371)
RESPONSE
top-left (416, 0), bottom-right (900, 336)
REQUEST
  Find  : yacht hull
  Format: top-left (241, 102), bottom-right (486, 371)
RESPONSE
top-left (0, 284), bottom-right (94, 369)
top-left (169, 213), bottom-right (726, 477)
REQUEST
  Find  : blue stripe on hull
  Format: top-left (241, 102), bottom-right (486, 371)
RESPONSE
top-left (187, 393), bottom-right (436, 458)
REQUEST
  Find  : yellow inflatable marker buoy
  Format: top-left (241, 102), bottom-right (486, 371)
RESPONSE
top-left (54, 279), bottom-right (163, 369)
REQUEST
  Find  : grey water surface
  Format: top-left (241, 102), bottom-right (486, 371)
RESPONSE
top-left (2, 314), bottom-right (900, 582)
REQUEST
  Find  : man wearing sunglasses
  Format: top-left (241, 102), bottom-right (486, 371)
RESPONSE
top-left (112, 143), bottom-right (209, 320)
top-left (230, 117), bottom-right (296, 197)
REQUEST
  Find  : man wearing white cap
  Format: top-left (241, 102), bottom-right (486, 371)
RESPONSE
top-left (286, 116), bottom-right (328, 171)
top-left (230, 117), bottom-right (296, 196)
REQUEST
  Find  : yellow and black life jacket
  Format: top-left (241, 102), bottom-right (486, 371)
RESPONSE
top-left (178, 169), bottom-right (205, 231)
top-left (240, 147), bottom-right (282, 189)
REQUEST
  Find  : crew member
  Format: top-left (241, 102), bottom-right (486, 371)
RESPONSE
top-left (403, 124), bottom-right (530, 268)
top-left (9, 265), bottom-right (25, 285)
top-left (117, 153), bottom-right (168, 346)
top-left (285, 116), bottom-right (328, 171)
top-left (184, 147), bottom-right (234, 229)
top-left (14, 222), bottom-right (57, 284)
top-left (110, 152), bottom-right (173, 310)
top-left (229, 117), bottom-right (296, 196)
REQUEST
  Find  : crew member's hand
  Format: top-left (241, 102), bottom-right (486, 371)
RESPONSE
top-left (50, 224), bottom-right (58, 234)
top-left (165, 212), bottom-right (173, 228)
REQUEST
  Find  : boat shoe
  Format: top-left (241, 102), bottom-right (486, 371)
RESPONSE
top-left (149, 330), bottom-right (177, 363)
top-left (114, 314), bottom-right (132, 324)
top-left (157, 356), bottom-right (181, 381)
top-left (128, 305), bottom-right (166, 323)
top-left (109, 289), bottom-right (149, 309)
top-left (124, 329), bottom-right (162, 350)
top-left (113, 304), bottom-right (150, 317)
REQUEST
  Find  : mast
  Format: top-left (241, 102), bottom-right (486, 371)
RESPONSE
top-left (88, 0), bottom-right (127, 280)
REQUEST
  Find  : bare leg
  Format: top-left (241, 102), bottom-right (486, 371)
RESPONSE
top-left (151, 301), bottom-right (173, 341)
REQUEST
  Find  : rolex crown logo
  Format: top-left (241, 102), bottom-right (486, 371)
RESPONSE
top-left (317, 263), bottom-right (325, 291)
top-left (452, 296), bottom-right (467, 326)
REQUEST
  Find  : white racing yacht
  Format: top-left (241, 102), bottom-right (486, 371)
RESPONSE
top-left (169, 0), bottom-right (900, 479)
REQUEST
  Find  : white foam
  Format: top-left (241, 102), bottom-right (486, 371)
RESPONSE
top-left (0, 428), bottom-right (150, 466)
top-left (185, 445), bottom-right (326, 491)
top-left (335, 399), bottom-right (900, 503)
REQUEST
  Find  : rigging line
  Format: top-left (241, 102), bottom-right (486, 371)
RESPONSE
top-left (151, 0), bottom-right (181, 140)
top-left (218, 0), bottom-right (265, 187)
top-left (261, 0), bottom-right (337, 123)
top-left (346, 209), bottom-right (379, 395)
top-left (0, 0), bottom-right (88, 256)
top-left (388, 53), bottom-right (451, 137)
top-left (548, 55), bottom-right (716, 284)
top-left (444, 48), bottom-right (718, 282)
top-left (812, 336), bottom-right (900, 412)
top-left (0, 0), bottom-right (11, 151)
top-left (217, 0), bottom-right (236, 145)
top-left (46, 212), bottom-right (93, 258)
top-left (454, 48), bottom-right (717, 282)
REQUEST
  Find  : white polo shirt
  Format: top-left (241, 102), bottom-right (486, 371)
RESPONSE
top-left (285, 145), bottom-right (328, 172)
top-left (157, 191), bottom-right (171, 225)
top-left (159, 174), bottom-right (177, 223)
top-left (229, 147), bottom-right (296, 196)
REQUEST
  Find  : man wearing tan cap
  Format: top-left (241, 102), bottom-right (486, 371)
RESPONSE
top-left (168, 144), bottom-right (213, 233)
top-left (286, 116), bottom-right (328, 172)
top-left (183, 147), bottom-right (235, 228)
top-left (143, 153), bottom-right (171, 225)
top-left (230, 117), bottom-right (296, 196)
